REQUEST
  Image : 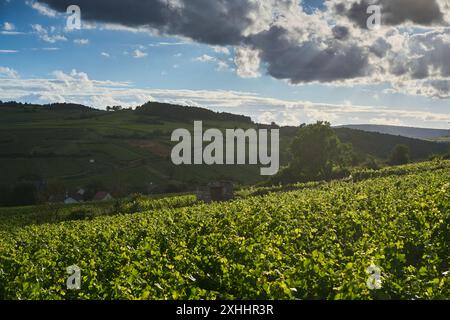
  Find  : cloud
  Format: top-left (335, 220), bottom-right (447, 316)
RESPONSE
top-left (132, 49), bottom-right (148, 58)
top-left (34, 0), bottom-right (373, 84)
top-left (334, 0), bottom-right (446, 28)
top-left (0, 69), bottom-right (449, 128)
top-left (0, 67), bottom-right (19, 79)
top-left (41, 47), bottom-right (60, 51)
top-left (101, 52), bottom-right (110, 58)
top-left (3, 22), bottom-right (14, 31)
top-left (194, 54), bottom-right (231, 71)
top-left (32, 0), bottom-right (450, 98)
top-left (36, 0), bottom-right (265, 45)
top-left (0, 22), bottom-right (24, 35)
top-left (211, 46), bottom-right (231, 55)
top-left (194, 54), bottom-right (216, 63)
top-left (149, 41), bottom-right (191, 47)
top-left (74, 39), bottom-right (89, 45)
top-left (234, 46), bottom-right (261, 78)
top-left (31, 24), bottom-right (67, 43)
top-left (0, 31), bottom-right (25, 35)
top-left (216, 61), bottom-right (232, 72)
top-left (28, 1), bottom-right (58, 17)
top-left (250, 25), bottom-right (371, 82)
top-left (0, 50), bottom-right (18, 53)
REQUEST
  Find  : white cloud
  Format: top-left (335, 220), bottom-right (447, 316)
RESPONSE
top-left (32, 24), bottom-right (67, 43)
top-left (133, 49), bottom-right (148, 58)
top-left (234, 47), bottom-right (261, 78)
top-left (194, 54), bottom-right (216, 63)
top-left (31, 47), bottom-right (60, 51)
top-left (101, 52), bottom-right (110, 58)
top-left (0, 31), bottom-right (24, 35)
top-left (27, 1), bottom-right (58, 17)
top-left (0, 50), bottom-right (18, 53)
top-left (216, 61), bottom-right (232, 72)
top-left (3, 22), bottom-right (15, 31)
top-left (211, 46), bottom-right (231, 55)
top-left (0, 69), bottom-right (448, 128)
top-left (0, 67), bottom-right (19, 79)
top-left (74, 39), bottom-right (89, 45)
top-left (194, 54), bottom-right (231, 72)
top-left (149, 41), bottom-right (191, 47)
top-left (0, 23), bottom-right (23, 35)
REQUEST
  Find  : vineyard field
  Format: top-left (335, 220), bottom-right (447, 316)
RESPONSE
top-left (0, 161), bottom-right (449, 300)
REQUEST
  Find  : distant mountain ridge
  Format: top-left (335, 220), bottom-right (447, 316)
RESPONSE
top-left (339, 124), bottom-right (450, 140)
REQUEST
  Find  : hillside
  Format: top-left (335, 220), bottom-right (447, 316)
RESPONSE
top-left (340, 124), bottom-right (450, 141)
top-left (334, 128), bottom-right (449, 160)
top-left (0, 101), bottom-right (261, 197)
top-left (0, 101), bottom-right (449, 201)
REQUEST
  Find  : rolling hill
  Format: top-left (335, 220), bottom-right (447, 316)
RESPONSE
top-left (340, 124), bottom-right (450, 141)
top-left (0, 101), bottom-right (449, 201)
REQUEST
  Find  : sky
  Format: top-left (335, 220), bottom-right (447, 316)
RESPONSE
top-left (0, 0), bottom-right (450, 128)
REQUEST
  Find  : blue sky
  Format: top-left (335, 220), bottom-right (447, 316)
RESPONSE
top-left (1, 0), bottom-right (450, 129)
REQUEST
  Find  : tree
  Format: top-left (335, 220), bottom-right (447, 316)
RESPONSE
top-left (7, 183), bottom-right (37, 207)
top-left (444, 147), bottom-right (450, 160)
top-left (389, 144), bottom-right (410, 165)
top-left (287, 121), bottom-right (353, 182)
top-left (0, 186), bottom-right (11, 207)
top-left (36, 179), bottom-right (65, 204)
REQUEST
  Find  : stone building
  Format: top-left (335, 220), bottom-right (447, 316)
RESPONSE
top-left (196, 181), bottom-right (234, 203)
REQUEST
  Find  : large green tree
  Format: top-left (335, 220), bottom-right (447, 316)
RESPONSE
top-left (287, 121), bottom-right (353, 182)
top-left (389, 144), bottom-right (410, 165)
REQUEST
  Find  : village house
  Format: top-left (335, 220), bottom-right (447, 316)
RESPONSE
top-left (93, 191), bottom-right (114, 202)
top-left (64, 192), bottom-right (84, 204)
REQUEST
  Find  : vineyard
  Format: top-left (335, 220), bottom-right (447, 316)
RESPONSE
top-left (0, 160), bottom-right (449, 300)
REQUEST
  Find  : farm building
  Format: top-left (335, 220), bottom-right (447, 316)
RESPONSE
top-left (197, 181), bottom-right (234, 203)
top-left (93, 191), bottom-right (114, 202)
top-left (64, 192), bottom-right (84, 204)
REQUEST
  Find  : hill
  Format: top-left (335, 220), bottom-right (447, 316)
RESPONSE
top-left (0, 101), bottom-right (449, 203)
top-left (334, 127), bottom-right (449, 160)
top-left (339, 124), bottom-right (450, 141)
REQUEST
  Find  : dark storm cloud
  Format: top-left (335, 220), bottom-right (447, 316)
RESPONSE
top-left (332, 25), bottom-right (350, 40)
top-left (369, 37), bottom-right (391, 58)
top-left (37, 0), bottom-right (447, 86)
top-left (37, 0), bottom-right (258, 45)
top-left (36, 0), bottom-right (372, 83)
top-left (249, 26), bottom-right (370, 83)
top-left (338, 0), bottom-right (445, 28)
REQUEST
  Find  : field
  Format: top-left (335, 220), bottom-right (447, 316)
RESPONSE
top-left (0, 160), bottom-right (449, 300)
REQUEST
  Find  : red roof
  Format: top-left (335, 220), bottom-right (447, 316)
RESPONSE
top-left (93, 191), bottom-right (110, 201)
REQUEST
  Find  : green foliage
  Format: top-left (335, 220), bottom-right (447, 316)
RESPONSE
top-left (0, 194), bottom-right (197, 231)
top-left (281, 122), bottom-right (353, 183)
top-left (136, 101), bottom-right (253, 124)
top-left (444, 147), bottom-right (450, 160)
top-left (389, 144), bottom-right (411, 166)
top-left (352, 159), bottom-right (450, 181)
top-left (0, 183), bottom-right (37, 207)
top-left (0, 161), bottom-right (449, 300)
top-left (335, 127), bottom-right (449, 161)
